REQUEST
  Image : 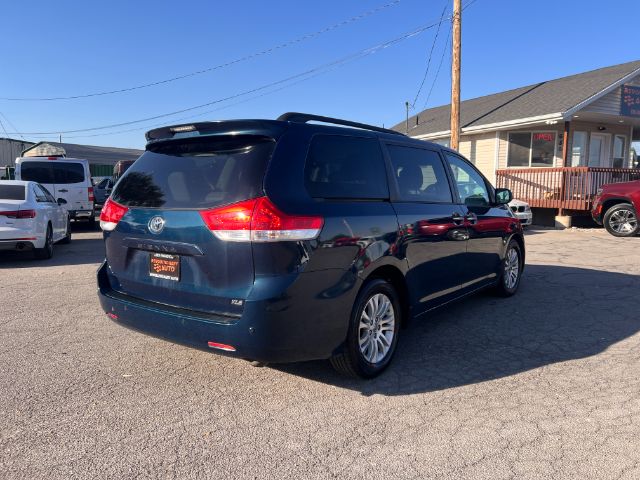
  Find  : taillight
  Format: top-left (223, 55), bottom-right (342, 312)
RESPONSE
top-left (0, 209), bottom-right (36, 219)
top-left (88, 186), bottom-right (95, 202)
top-left (199, 197), bottom-right (323, 242)
top-left (100, 198), bottom-right (128, 231)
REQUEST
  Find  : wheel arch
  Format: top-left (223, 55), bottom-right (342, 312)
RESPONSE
top-left (360, 264), bottom-right (410, 325)
top-left (602, 198), bottom-right (633, 217)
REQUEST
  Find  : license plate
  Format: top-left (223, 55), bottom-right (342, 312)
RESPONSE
top-left (149, 253), bottom-right (180, 281)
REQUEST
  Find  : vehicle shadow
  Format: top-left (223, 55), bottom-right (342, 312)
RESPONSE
top-left (0, 235), bottom-right (104, 268)
top-left (276, 264), bottom-right (640, 395)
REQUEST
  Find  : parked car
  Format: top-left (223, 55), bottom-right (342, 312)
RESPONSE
top-left (94, 177), bottom-right (114, 207)
top-left (592, 180), bottom-right (639, 237)
top-left (0, 180), bottom-right (70, 259)
top-left (97, 113), bottom-right (524, 378)
top-left (15, 157), bottom-right (96, 228)
top-left (508, 199), bottom-right (532, 226)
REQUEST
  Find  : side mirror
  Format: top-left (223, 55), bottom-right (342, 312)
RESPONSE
top-left (495, 188), bottom-right (513, 205)
top-left (57, 198), bottom-right (67, 206)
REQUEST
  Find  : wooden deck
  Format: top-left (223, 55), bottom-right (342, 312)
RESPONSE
top-left (495, 167), bottom-right (640, 212)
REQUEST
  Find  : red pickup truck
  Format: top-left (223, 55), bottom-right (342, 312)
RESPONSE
top-left (591, 181), bottom-right (640, 237)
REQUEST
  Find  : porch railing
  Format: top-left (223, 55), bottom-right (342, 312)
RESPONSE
top-left (495, 167), bottom-right (640, 211)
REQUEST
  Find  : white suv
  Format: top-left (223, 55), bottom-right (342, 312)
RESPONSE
top-left (15, 157), bottom-right (95, 227)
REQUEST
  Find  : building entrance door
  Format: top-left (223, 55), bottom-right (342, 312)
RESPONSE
top-left (588, 133), bottom-right (610, 167)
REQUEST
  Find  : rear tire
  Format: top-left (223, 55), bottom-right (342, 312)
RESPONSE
top-left (34, 224), bottom-right (54, 260)
top-left (87, 214), bottom-right (97, 230)
top-left (603, 203), bottom-right (638, 237)
top-left (494, 239), bottom-right (522, 297)
top-left (330, 279), bottom-right (401, 379)
top-left (59, 218), bottom-right (72, 244)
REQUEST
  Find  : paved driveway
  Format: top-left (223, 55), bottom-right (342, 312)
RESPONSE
top-left (1, 228), bottom-right (639, 479)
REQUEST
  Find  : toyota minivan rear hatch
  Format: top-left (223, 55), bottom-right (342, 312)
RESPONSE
top-left (101, 128), bottom-right (283, 318)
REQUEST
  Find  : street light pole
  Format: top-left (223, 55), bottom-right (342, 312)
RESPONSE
top-left (450, 0), bottom-right (461, 150)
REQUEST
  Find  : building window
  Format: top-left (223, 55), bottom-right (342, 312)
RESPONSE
top-left (571, 131), bottom-right (587, 167)
top-left (507, 132), bottom-right (556, 167)
top-left (613, 135), bottom-right (626, 168)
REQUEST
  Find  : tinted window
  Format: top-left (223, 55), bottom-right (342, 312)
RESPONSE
top-left (445, 153), bottom-right (490, 206)
top-left (111, 137), bottom-right (273, 209)
top-left (387, 145), bottom-right (452, 203)
top-left (0, 185), bottom-right (25, 200)
top-left (20, 161), bottom-right (85, 184)
top-left (97, 178), bottom-right (109, 188)
top-left (53, 163), bottom-right (85, 183)
top-left (304, 135), bottom-right (388, 199)
top-left (20, 162), bottom-right (55, 184)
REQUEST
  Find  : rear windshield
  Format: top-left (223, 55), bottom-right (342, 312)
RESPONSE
top-left (111, 137), bottom-right (274, 209)
top-left (0, 185), bottom-right (25, 200)
top-left (20, 161), bottom-right (85, 184)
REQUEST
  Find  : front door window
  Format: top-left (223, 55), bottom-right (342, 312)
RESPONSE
top-left (588, 134), bottom-right (609, 167)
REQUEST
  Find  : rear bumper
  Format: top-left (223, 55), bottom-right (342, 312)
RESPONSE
top-left (97, 261), bottom-right (353, 363)
top-left (70, 209), bottom-right (94, 219)
top-left (0, 239), bottom-right (35, 251)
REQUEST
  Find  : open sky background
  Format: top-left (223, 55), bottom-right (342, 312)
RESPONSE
top-left (0, 0), bottom-right (638, 149)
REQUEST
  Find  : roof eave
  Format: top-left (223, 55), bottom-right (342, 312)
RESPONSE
top-left (411, 113), bottom-right (564, 140)
top-left (563, 66), bottom-right (640, 119)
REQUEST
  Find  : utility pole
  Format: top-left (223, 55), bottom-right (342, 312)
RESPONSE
top-left (450, 0), bottom-right (461, 150)
top-left (405, 101), bottom-right (410, 134)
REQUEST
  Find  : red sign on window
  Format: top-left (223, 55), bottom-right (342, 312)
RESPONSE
top-left (533, 133), bottom-right (554, 142)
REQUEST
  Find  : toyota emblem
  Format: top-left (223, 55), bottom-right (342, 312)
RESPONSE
top-left (148, 216), bottom-right (165, 234)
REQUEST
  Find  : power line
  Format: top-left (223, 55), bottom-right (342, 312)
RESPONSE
top-left (0, 116), bottom-right (9, 138)
top-left (410, 1), bottom-right (449, 108)
top-left (0, 111), bottom-right (26, 141)
top-left (422, 0), bottom-right (477, 109)
top-left (0, 0), bottom-right (403, 102)
top-left (31, 66), bottom-right (344, 141)
top-left (7, 21), bottom-right (442, 136)
top-left (422, 20), bottom-right (452, 109)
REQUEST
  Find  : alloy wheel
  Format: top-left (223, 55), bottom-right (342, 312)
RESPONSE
top-left (608, 209), bottom-right (637, 234)
top-left (504, 247), bottom-right (520, 290)
top-left (358, 293), bottom-right (395, 364)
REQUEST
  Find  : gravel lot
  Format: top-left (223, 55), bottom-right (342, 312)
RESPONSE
top-left (1, 226), bottom-right (639, 479)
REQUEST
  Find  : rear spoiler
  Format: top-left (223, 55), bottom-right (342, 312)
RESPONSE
top-left (145, 120), bottom-right (288, 144)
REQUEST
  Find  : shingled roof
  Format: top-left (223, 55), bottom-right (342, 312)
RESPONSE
top-left (394, 60), bottom-right (640, 137)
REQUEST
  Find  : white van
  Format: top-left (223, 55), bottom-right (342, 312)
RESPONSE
top-left (15, 157), bottom-right (95, 226)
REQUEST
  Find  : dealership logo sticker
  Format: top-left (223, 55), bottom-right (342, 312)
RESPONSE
top-left (148, 216), bottom-right (165, 234)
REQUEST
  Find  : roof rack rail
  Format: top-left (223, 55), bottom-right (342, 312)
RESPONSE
top-left (277, 112), bottom-right (404, 136)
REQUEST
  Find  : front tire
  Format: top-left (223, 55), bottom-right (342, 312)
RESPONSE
top-left (330, 279), bottom-right (401, 378)
top-left (34, 224), bottom-right (54, 260)
top-left (494, 239), bottom-right (522, 297)
top-left (603, 203), bottom-right (638, 237)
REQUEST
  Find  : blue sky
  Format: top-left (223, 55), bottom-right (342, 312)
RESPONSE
top-left (0, 0), bottom-right (638, 149)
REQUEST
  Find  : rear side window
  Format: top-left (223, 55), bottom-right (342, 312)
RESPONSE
top-left (111, 137), bottom-right (273, 209)
top-left (304, 135), bottom-right (388, 199)
top-left (19, 162), bottom-right (55, 184)
top-left (387, 145), bottom-right (452, 203)
top-left (54, 163), bottom-right (85, 183)
top-left (0, 185), bottom-right (25, 200)
top-left (19, 161), bottom-right (85, 184)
